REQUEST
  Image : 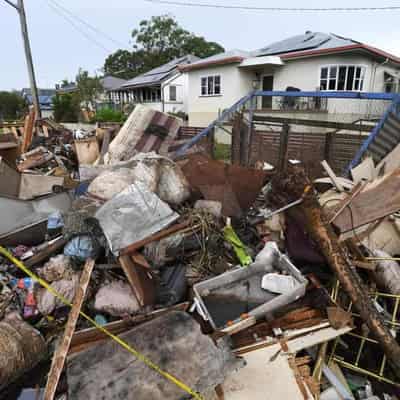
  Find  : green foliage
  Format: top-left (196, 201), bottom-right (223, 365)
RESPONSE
top-left (214, 142), bottom-right (231, 161)
top-left (0, 91), bottom-right (27, 120)
top-left (104, 49), bottom-right (145, 80)
top-left (76, 69), bottom-right (103, 108)
top-left (104, 15), bottom-right (224, 79)
top-left (52, 93), bottom-right (80, 122)
top-left (94, 108), bottom-right (125, 123)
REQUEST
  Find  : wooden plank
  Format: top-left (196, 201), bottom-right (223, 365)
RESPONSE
top-left (21, 109), bottom-right (36, 153)
top-left (25, 237), bottom-right (68, 267)
top-left (328, 182), bottom-right (364, 223)
top-left (43, 258), bottom-right (95, 400)
top-left (118, 254), bottom-right (155, 307)
top-left (321, 160), bottom-right (344, 192)
top-left (333, 169), bottom-right (400, 232)
top-left (120, 221), bottom-right (190, 255)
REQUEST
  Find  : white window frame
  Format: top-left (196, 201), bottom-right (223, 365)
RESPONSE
top-left (319, 65), bottom-right (367, 92)
top-left (200, 75), bottom-right (222, 96)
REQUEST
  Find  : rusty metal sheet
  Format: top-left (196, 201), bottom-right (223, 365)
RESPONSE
top-left (181, 154), bottom-right (268, 217)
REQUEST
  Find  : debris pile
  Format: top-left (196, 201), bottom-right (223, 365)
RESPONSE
top-left (1, 105), bottom-right (400, 400)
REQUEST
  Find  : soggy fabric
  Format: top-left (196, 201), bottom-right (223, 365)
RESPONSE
top-left (94, 281), bottom-right (140, 316)
top-left (95, 182), bottom-right (179, 255)
top-left (64, 235), bottom-right (100, 262)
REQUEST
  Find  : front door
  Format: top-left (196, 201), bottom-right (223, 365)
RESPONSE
top-left (262, 75), bottom-right (274, 109)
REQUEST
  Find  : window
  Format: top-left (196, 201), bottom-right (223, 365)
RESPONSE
top-left (384, 72), bottom-right (399, 93)
top-left (142, 88), bottom-right (161, 103)
top-left (320, 65), bottom-right (365, 91)
top-left (169, 85), bottom-right (177, 101)
top-left (201, 75), bottom-right (221, 96)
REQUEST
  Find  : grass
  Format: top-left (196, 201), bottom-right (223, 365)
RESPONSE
top-left (214, 142), bottom-right (231, 161)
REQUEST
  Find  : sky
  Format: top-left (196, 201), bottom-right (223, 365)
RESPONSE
top-left (1, 0), bottom-right (400, 91)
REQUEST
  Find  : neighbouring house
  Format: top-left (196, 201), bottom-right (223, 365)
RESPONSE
top-left (55, 75), bottom-right (128, 109)
top-left (180, 32), bottom-right (400, 127)
top-left (99, 76), bottom-right (128, 105)
top-left (120, 54), bottom-right (200, 115)
top-left (21, 88), bottom-right (56, 118)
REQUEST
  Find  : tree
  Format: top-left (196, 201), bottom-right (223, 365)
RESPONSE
top-left (103, 15), bottom-right (224, 78)
top-left (76, 69), bottom-right (103, 109)
top-left (104, 49), bottom-right (145, 80)
top-left (132, 15), bottom-right (225, 70)
top-left (52, 93), bottom-right (80, 122)
top-left (0, 91), bottom-right (27, 121)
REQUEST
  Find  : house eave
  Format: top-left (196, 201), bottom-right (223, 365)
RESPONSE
top-left (278, 44), bottom-right (400, 64)
top-left (179, 57), bottom-right (245, 72)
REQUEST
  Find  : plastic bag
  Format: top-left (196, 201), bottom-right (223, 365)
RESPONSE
top-left (95, 182), bottom-right (179, 255)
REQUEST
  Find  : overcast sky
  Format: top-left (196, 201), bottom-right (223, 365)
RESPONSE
top-left (1, 0), bottom-right (400, 91)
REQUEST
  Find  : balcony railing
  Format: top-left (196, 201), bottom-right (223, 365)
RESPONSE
top-left (274, 95), bottom-right (328, 112)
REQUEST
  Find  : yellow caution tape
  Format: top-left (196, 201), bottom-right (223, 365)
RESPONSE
top-left (0, 246), bottom-right (204, 400)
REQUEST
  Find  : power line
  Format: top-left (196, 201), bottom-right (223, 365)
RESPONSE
top-left (144, 0), bottom-right (400, 12)
top-left (45, 1), bottom-right (112, 53)
top-left (48, 0), bottom-right (128, 49)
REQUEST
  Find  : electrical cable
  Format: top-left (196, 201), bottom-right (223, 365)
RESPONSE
top-left (48, 0), bottom-right (128, 49)
top-left (144, 0), bottom-right (400, 12)
top-left (45, 0), bottom-right (112, 53)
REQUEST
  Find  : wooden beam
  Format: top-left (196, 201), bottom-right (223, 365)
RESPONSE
top-left (253, 114), bottom-right (373, 132)
top-left (21, 108), bottom-right (36, 153)
top-left (43, 259), bottom-right (95, 400)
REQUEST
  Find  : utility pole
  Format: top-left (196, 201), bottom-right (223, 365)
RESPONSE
top-left (4, 0), bottom-right (41, 118)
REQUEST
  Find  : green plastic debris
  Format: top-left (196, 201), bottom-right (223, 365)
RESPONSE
top-left (223, 225), bottom-right (252, 266)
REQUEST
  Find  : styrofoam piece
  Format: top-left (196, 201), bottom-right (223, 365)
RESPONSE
top-left (261, 273), bottom-right (301, 294)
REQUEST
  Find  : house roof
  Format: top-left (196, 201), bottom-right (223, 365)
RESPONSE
top-left (256, 32), bottom-right (357, 56)
top-left (21, 88), bottom-right (56, 109)
top-left (122, 54), bottom-right (200, 89)
top-left (21, 88), bottom-right (56, 97)
top-left (179, 49), bottom-right (251, 72)
top-left (101, 76), bottom-right (128, 92)
top-left (180, 32), bottom-right (400, 72)
top-left (258, 32), bottom-right (400, 63)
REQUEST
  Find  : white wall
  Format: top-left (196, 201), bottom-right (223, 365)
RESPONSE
top-left (265, 54), bottom-right (399, 116)
top-left (187, 64), bottom-right (255, 127)
top-left (162, 73), bottom-right (187, 114)
top-left (186, 54), bottom-right (400, 129)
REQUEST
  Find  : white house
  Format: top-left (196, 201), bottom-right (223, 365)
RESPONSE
top-left (180, 32), bottom-right (400, 127)
top-left (120, 54), bottom-right (199, 115)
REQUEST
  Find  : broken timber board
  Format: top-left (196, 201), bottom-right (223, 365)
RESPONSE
top-left (25, 237), bottom-right (68, 267)
top-left (333, 169), bottom-right (400, 233)
top-left (120, 221), bottom-right (191, 255)
top-left (119, 254), bottom-right (156, 307)
top-left (321, 160), bottom-right (344, 192)
top-left (43, 258), bottom-right (95, 400)
top-left (21, 109), bottom-right (35, 153)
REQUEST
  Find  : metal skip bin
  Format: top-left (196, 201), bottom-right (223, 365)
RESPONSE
top-left (193, 244), bottom-right (308, 331)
